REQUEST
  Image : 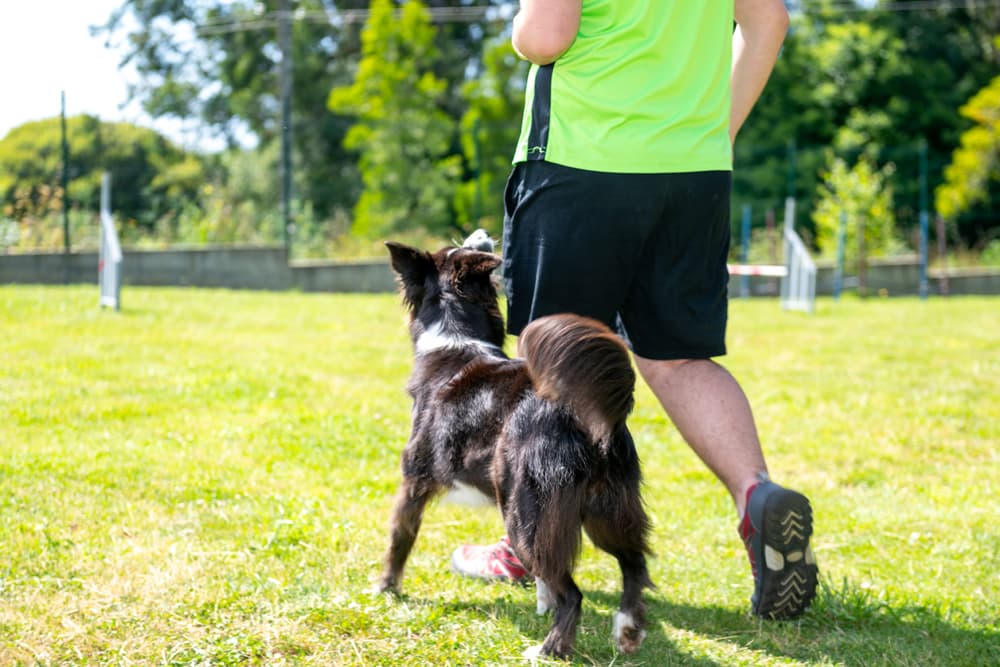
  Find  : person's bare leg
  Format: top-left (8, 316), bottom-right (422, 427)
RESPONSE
top-left (634, 356), bottom-right (765, 518)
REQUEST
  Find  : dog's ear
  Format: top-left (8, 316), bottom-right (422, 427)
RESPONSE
top-left (386, 242), bottom-right (433, 284)
top-left (386, 242), bottom-right (434, 310)
top-left (455, 251), bottom-right (502, 280)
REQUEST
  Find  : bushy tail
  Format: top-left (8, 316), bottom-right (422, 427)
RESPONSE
top-left (519, 314), bottom-right (635, 447)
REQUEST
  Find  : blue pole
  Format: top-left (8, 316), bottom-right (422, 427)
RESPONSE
top-left (834, 210), bottom-right (846, 300)
top-left (741, 204), bottom-right (751, 298)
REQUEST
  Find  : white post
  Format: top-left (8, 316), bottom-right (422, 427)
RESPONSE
top-left (99, 172), bottom-right (122, 311)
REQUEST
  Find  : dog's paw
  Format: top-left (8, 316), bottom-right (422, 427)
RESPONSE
top-left (535, 578), bottom-right (556, 615)
top-left (369, 580), bottom-right (400, 597)
top-left (523, 644), bottom-right (545, 661)
top-left (613, 611), bottom-right (647, 654)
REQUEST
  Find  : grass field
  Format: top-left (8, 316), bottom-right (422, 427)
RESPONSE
top-left (1, 285), bottom-right (998, 666)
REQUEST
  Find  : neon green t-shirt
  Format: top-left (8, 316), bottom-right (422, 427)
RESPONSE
top-left (512, 1), bottom-right (734, 173)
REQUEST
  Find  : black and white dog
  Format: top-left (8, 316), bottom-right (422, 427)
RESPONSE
top-left (378, 231), bottom-right (653, 659)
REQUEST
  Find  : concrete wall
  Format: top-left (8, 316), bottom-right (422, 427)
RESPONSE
top-left (0, 247), bottom-right (293, 290)
top-left (290, 258), bottom-right (396, 293)
top-left (3, 247), bottom-right (999, 296)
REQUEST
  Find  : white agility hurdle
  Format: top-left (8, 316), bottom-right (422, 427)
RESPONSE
top-left (727, 198), bottom-right (815, 313)
top-left (99, 172), bottom-right (122, 311)
top-left (779, 197), bottom-right (816, 313)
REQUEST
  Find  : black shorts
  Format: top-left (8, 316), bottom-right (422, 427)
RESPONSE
top-left (502, 161), bottom-right (732, 360)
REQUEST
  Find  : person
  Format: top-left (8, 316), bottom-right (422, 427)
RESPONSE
top-left (449, 0), bottom-right (819, 620)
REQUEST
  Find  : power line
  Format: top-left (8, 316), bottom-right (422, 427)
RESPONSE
top-left (792, 0), bottom-right (1000, 11)
top-left (192, 1), bottom-right (1000, 37)
top-left (195, 5), bottom-right (515, 37)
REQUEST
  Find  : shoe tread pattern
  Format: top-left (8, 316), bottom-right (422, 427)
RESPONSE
top-left (756, 490), bottom-right (818, 620)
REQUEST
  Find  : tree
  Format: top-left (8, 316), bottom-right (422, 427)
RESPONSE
top-left (812, 153), bottom-right (899, 266)
top-left (736, 0), bottom-right (999, 247)
top-left (328, 0), bottom-right (460, 238)
top-left (96, 0), bottom-right (363, 219)
top-left (935, 74), bottom-right (1000, 235)
top-left (0, 116), bottom-right (203, 228)
top-left (455, 36), bottom-right (528, 236)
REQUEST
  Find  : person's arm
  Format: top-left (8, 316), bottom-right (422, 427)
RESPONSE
top-left (731, 0), bottom-right (789, 143)
top-left (512, 0), bottom-right (581, 66)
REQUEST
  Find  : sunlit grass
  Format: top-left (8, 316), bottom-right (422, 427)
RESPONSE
top-left (1, 286), bottom-right (997, 665)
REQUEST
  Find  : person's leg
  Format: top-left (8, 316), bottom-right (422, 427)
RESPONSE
top-left (621, 172), bottom-right (817, 618)
top-left (636, 355), bottom-right (817, 619)
top-left (634, 356), bottom-right (764, 518)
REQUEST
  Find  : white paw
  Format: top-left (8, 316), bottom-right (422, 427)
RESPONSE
top-left (613, 611), bottom-right (646, 654)
top-left (535, 578), bottom-right (555, 615)
top-left (523, 644), bottom-right (544, 660)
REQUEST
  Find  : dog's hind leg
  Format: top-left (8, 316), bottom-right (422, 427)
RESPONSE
top-left (377, 476), bottom-right (437, 594)
top-left (584, 428), bottom-right (654, 654)
top-left (584, 510), bottom-right (652, 654)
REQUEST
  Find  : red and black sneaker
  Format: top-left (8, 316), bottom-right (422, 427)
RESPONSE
top-left (450, 537), bottom-right (529, 584)
top-left (739, 478), bottom-right (818, 619)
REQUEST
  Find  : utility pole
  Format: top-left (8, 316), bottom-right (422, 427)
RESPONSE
top-left (278, 0), bottom-right (293, 257)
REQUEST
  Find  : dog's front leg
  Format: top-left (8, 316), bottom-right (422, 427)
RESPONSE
top-left (378, 476), bottom-right (436, 594)
top-left (527, 573), bottom-right (582, 660)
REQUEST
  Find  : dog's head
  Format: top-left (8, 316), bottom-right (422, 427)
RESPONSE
top-left (385, 230), bottom-right (505, 351)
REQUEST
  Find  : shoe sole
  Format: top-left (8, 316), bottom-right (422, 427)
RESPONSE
top-left (751, 487), bottom-right (818, 620)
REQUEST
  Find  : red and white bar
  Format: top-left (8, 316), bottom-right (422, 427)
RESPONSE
top-left (727, 264), bottom-right (788, 277)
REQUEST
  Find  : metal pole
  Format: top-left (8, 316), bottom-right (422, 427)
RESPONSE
top-left (786, 138), bottom-right (797, 200)
top-left (918, 139), bottom-right (929, 299)
top-left (740, 204), bottom-right (751, 298)
top-left (857, 214), bottom-right (867, 298)
top-left (936, 214), bottom-right (949, 297)
top-left (766, 208), bottom-right (777, 296)
top-left (278, 0), bottom-right (293, 257)
top-left (60, 91), bottom-right (71, 255)
top-left (833, 210), bottom-right (846, 300)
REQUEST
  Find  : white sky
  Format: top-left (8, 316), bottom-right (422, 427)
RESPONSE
top-left (0, 0), bottom-right (196, 146)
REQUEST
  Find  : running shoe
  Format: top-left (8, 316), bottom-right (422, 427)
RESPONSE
top-left (739, 479), bottom-right (819, 619)
top-left (450, 536), bottom-right (528, 583)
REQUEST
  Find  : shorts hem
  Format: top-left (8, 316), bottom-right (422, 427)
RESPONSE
top-left (630, 346), bottom-right (727, 361)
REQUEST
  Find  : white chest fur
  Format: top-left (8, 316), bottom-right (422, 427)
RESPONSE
top-left (444, 481), bottom-right (494, 508)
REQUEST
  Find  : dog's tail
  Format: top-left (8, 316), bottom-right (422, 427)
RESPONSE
top-left (513, 314), bottom-right (643, 585)
top-left (519, 314), bottom-right (635, 447)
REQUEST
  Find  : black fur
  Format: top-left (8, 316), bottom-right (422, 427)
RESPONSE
top-left (379, 239), bottom-right (654, 659)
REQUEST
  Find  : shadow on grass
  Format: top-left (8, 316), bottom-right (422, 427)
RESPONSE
top-left (384, 577), bottom-right (998, 666)
top-left (616, 577), bottom-right (1000, 667)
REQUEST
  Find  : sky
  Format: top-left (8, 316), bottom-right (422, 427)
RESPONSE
top-left (0, 1), bottom-right (189, 145)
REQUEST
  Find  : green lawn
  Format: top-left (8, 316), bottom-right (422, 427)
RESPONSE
top-left (1, 285), bottom-right (997, 666)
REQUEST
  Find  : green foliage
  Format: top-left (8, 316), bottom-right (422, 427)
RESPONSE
top-left (736, 1), bottom-right (999, 246)
top-left (813, 153), bottom-right (900, 264)
top-left (935, 73), bottom-right (1000, 221)
top-left (454, 38), bottom-right (528, 237)
top-left (980, 239), bottom-right (1000, 266)
top-left (0, 115), bottom-right (204, 231)
top-left (328, 0), bottom-right (460, 238)
top-left (96, 0), bottom-right (364, 220)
